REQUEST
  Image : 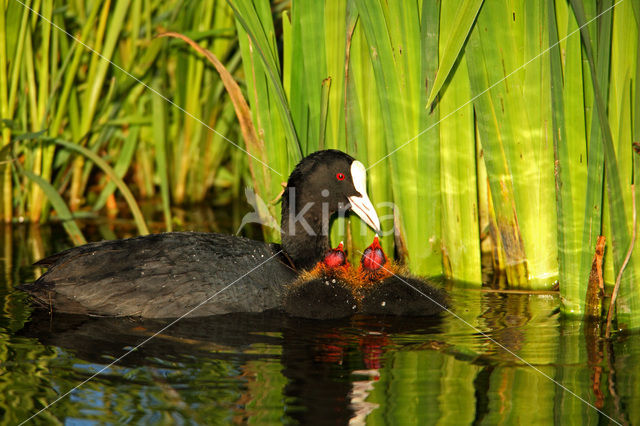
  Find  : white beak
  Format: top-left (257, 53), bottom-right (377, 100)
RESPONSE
top-left (347, 161), bottom-right (381, 233)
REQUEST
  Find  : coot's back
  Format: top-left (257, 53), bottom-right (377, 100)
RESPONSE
top-left (23, 232), bottom-right (297, 318)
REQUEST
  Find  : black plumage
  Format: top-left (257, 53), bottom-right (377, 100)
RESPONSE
top-left (22, 233), bottom-right (295, 317)
top-left (21, 150), bottom-right (381, 318)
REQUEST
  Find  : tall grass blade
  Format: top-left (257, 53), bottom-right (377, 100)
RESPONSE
top-left (344, 6), bottom-right (394, 261)
top-left (52, 138), bottom-right (149, 235)
top-left (466, 0), bottom-right (558, 289)
top-left (466, 23), bottom-right (528, 286)
top-left (151, 80), bottom-right (172, 231)
top-left (70, 0), bottom-right (131, 210)
top-left (438, 0), bottom-right (481, 283)
top-left (425, 0), bottom-right (483, 108)
top-left (228, 0), bottom-right (302, 161)
top-left (6, 132), bottom-right (85, 244)
top-left (28, 0), bottom-right (52, 221)
top-left (606, 1), bottom-right (639, 326)
top-left (290, 0), bottom-right (326, 154)
top-left (634, 0), bottom-right (640, 328)
top-left (418, 0), bottom-right (443, 275)
top-left (318, 77), bottom-right (331, 151)
top-left (81, 0), bottom-right (131, 134)
top-left (354, 0), bottom-right (425, 273)
top-left (0, 0), bottom-right (12, 221)
top-left (570, 0), bottom-right (638, 324)
top-left (92, 125), bottom-right (140, 212)
top-left (163, 28), bottom-right (281, 237)
top-left (549, 0), bottom-right (584, 313)
top-left (160, 32), bottom-right (263, 164)
top-left (20, 169), bottom-right (86, 245)
top-left (323, 1), bottom-right (348, 153)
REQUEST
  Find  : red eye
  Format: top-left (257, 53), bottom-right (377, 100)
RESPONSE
top-left (336, 172), bottom-right (345, 181)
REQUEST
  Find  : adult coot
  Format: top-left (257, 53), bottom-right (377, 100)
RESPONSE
top-left (356, 236), bottom-right (448, 316)
top-left (283, 242), bottom-right (358, 320)
top-left (21, 150), bottom-right (381, 318)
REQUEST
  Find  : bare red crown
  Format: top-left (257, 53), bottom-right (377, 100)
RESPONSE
top-left (361, 235), bottom-right (386, 271)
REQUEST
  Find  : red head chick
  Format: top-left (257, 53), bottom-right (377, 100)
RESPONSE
top-left (358, 235), bottom-right (395, 285)
top-left (322, 242), bottom-right (349, 269)
top-left (296, 242), bottom-right (353, 284)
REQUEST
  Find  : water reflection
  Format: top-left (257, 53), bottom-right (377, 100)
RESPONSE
top-left (16, 311), bottom-right (446, 424)
top-left (0, 224), bottom-right (638, 424)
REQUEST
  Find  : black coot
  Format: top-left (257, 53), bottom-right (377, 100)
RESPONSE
top-left (21, 150), bottom-right (381, 318)
top-left (283, 243), bottom-right (358, 320)
top-left (357, 236), bottom-right (448, 316)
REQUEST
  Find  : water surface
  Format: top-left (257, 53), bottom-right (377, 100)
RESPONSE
top-left (1, 224), bottom-right (637, 424)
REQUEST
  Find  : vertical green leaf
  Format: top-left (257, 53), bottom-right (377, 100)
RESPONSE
top-left (426, 0), bottom-right (484, 107)
top-left (229, 0), bottom-right (302, 162)
top-left (549, 0), bottom-right (587, 314)
top-left (439, 0), bottom-right (481, 283)
top-left (466, 10), bottom-right (529, 286)
top-left (467, 0), bottom-right (558, 289)
top-left (417, 0), bottom-right (443, 276)
top-left (570, 0), bottom-right (638, 325)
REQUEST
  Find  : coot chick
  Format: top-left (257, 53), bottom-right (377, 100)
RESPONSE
top-left (21, 150), bottom-right (381, 318)
top-left (283, 243), bottom-right (358, 319)
top-left (357, 236), bottom-right (447, 316)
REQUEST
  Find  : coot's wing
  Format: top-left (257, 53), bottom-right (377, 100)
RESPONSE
top-left (22, 232), bottom-right (296, 318)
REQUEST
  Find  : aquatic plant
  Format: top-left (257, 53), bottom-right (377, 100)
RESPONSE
top-left (0, 0), bottom-right (241, 232)
top-left (229, 0), bottom-right (639, 326)
top-left (0, 0), bottom-right (638, 326)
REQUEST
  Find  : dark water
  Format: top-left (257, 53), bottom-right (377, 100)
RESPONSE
top-left (1, 223), bottom-right (639, 425)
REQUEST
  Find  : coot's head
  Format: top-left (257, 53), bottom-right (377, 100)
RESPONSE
top-left (283, 150), bottom-right (380, 233)
top-left (282, 150), bottom-right (381, 269)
